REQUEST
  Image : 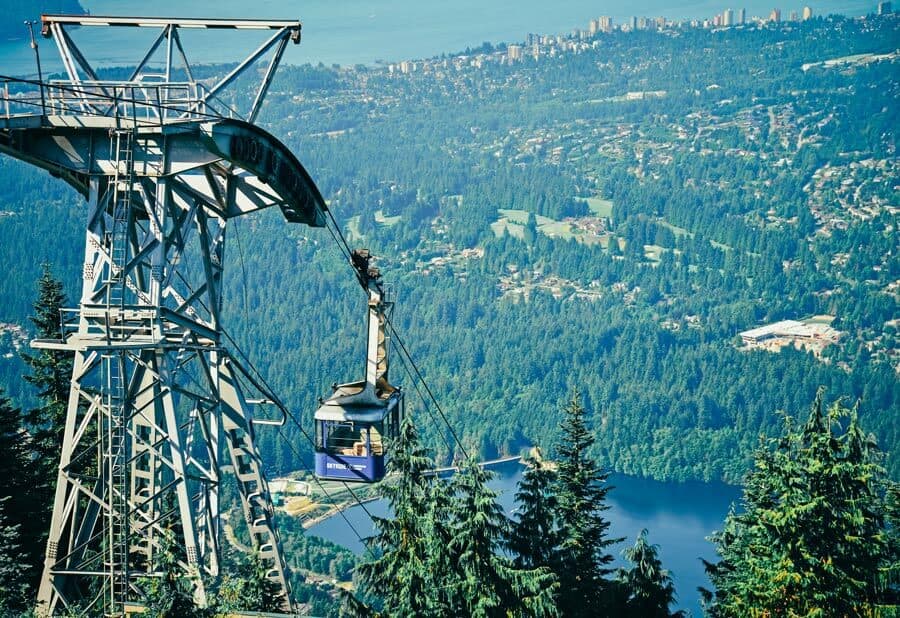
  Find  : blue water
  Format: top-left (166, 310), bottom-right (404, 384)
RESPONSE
top-left (308, 460), bottom-right (742, 617)
top-left (0, 0), bottom-right (878, 77)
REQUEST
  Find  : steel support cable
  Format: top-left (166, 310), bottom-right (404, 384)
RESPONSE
top-left (273, 426), bottom-right (378, 561)
top-left (383, 314), bottom-right (471, 462)
top-left (218, 326), bottom-right (382, 552)
top-left (316, 205), bottom-right (471, 462)
top-left (392, 340), bottom-right (455, 455)
top-left (324, 207), bottom-right (354, 265)
top-left (164, 263), bottom-right (381, 553)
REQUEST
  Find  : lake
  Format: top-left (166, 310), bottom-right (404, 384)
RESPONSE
top-left (0, 0), bottom-right (879, 78)
top-left (308, 459), bottom-right (742, 617)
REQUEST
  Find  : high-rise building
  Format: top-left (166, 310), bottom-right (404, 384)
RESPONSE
top-left (802, 5), bottom-right (813, 18)
top-left (739, 7), bottom-right (746, 23)
top-left (789, 10), bottom-right (798, 20)
top-left (878, 0), bottom-right (892, 13)
top-left (507, 45), bottom-right (523, 62)
top-left (630, 15), bottom-right (638, 30)
top-left (589, 18), bottom-right (600, 34)
top-left (599, 15), bottom-right (614, 32)
top-left (723, 8), bottom-right (735, 25)
top-left (714, 13), bottom-right (723, 26)
top-left (769, 7), bottom-right (781, 21)
top-left (637, 16), bottom-right (649, 29)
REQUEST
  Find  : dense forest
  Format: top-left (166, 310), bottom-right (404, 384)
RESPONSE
top-left (342, 391), bottom-right (898, 617)
top-left (0, 14), bottom-right (897, 485)
top-left (0, 9), bottom-right (897, 616)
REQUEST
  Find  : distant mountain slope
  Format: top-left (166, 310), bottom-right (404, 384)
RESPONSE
top-left (0, 15), bottom-right (896, 484)
top-left (3, 1), bottom-right (86, 40)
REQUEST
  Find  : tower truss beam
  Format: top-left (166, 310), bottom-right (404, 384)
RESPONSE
top-left (0, 15), bottom-right (327, 616)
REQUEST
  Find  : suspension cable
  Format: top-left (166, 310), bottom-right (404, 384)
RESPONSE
top-left (316, 205), bottom-right (471, 461)
top-left (391, 338), bottom-right (455, 456)
top-left (219, 326), bottom-right (382, 549)
top-left (383, 313), bottom-right (471, 462)
top-left (274, 426), bottom-right (378, 561)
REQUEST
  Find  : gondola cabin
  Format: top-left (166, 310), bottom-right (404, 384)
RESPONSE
top-left (314, 250), bottom-right (404, 482)
top-left (314, 384), bottom-right (403, 482)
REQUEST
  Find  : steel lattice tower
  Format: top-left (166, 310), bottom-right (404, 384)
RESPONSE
top-left (0, 15), bottom-right (326, 616)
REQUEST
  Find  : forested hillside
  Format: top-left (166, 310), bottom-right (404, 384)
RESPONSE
top-left (0, 14), bottom-right (897, 483)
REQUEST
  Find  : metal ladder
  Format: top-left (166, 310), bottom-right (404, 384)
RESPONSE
top-left (105, 128), bottom-right (134, 614)
top-left (105, 352), bottom-right (129, 615)
top-left (108, 129), bottom-right (134, 309)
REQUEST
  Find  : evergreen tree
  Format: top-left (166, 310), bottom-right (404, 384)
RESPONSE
top-left (702, 390), bottom-right (894, 616)
top-left (0, 497), bottom-right (30, 617)
top-left (19, 265), bottom-right (72, 592)
top-left (22, 263), bottom-right (71, 466)
top-left (421, 473), bottom-right (457, 616)
top-left (882, 481), bottom-right (900, 605)
top-left (615, 529), bottom-right (684, 618)
top-left (444, 460), bottom-right (557, 618)
top-left (0, 390), bottom-right (37, 609)
top-left (354, 418), bottom-right (439, 617)
top-left (215, 550), bottom-right (284, 613)
top-left (138, 527), bottom-right (208, 618)
top-left (523, 212), bottom-right (538, 245)
top-left (553, 390), bottom-right (620, 616)
top-left (508, 450), bottom-right (559, 571)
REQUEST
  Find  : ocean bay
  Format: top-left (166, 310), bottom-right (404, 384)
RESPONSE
top-left (0, 0), bottom-right (876, 76)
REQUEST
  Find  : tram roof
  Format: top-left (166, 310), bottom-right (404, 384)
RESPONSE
top-left (314, 393), bottom-right (401, 423)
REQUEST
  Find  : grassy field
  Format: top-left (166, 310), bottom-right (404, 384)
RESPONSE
top-left (347, 215), bottom-right (362, 241)
top-left (581, 197), bottom-right (614, 218)
top-left (657, 218), bottom-right (692, 237)
top-left (491, 208), bottom-right (607, 244)
top-left (644, 244), bottom-right (665, 262)
top-left (375, 209), bottom-right (402, 226)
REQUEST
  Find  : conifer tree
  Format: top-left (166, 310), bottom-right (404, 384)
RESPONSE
top-left (0, 498), bottom-right (31, 617)
top-left (421, 473), bottom-right (457, 615)
top-left (22, 264), bottom-right (71, 466)
top-left (0, 389), bottom-right (39, 606)
top-left (0, 389), bottom-right (33, 614)
top-left (553, 390), bottom-right (620, 616)
top-left (508, 450), bottom-right (559, 571)
top-left (615, 529), bottom-right (684, 618)
top-left (215, 550), bottom-right (284, 613)
top-left (19, 265), bottom-right (72, 591)
top-left (883, 481), bottom-right (900, 605)
top-left (702, 390), bottom-right (894, 616)
top-left (444, 460), bottom-right (557, 618)
top-left (354, 418), bottom-right (439, 617)
top-left (139, 527), bottom-right (208, 618)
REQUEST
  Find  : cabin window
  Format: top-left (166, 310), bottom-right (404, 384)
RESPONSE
top-left (321, 421), bottom-right (386, 457)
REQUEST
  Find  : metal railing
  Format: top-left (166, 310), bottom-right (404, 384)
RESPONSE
top-left (61, 305), bottom-right (159, 345)
top-left (0, 76), bottom-right (241, 124)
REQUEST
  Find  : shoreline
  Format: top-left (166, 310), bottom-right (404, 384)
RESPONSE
top-left (299, 455), bottom-right (524, 530)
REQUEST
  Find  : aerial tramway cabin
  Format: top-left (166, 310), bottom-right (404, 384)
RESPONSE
top-left (314, 250), bottom-right (404, 482)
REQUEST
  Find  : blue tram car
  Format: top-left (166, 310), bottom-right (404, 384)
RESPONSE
top-left (313, 382), bottom-right (403, 482)
top-left (314, 250), bottom-right (403, 482)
